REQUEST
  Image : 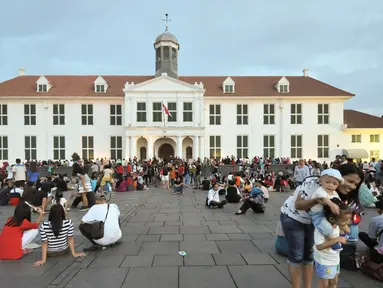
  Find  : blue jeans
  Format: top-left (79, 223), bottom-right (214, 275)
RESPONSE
top-left (309, 211), bottom-right (333, 237)
top-left (280, 212), bottom-right (314, 266)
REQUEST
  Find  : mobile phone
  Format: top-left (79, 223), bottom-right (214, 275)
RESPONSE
top-left (25, 201), bottom-right (38, 212)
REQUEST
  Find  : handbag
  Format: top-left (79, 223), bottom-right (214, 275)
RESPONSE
top-left (90, 204), bottom-right (110, 240)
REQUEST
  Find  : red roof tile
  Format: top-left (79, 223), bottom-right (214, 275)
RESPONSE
top-left (0, 75), bottom-right (354, 97)
top-left (344, 110), bottom-right (383, 129)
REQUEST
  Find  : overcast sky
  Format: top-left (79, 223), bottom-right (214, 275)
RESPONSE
top-left (0, 1), bottom-right (382, 116)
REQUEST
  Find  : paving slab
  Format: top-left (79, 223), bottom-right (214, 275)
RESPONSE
top-left (136, 234), bottom-right (161, 241)
top-left (212, 253), bottom-right (247, 265)
top-left (227, 233), bottom-right (252, 240)
top-left (180, 225), bottom-right (211, 234)
top-left (208, 225), bottom-right (243, 234)
top-left (154, 215), bottom-right (180, 221)
top-left (160, 234), bottom-right (184, 241)
top-left (179, 266), bottom-right (236, 288)
top-left (184, 254), bottom-right (215, 265)
top-left (180, 241), bottom-right (220, 254)
top-left (139, 241), bottom-right (179, 255)
top-left (216, 240), bottom-right (261, 253)
top-left (206, 233), bottom-right (230, 241)
top-left (241, 252), bottom-right (278, 265)
top-left (123, 266), bottom-right (178, 288)
top-left (120, 255), bottom-right (154, 267)
top-left (65, 267), bottom-right (129, 288)
top-left (228, 265), bottom-right (290, 287)
top-left (153, 254), bottom-right (184, 266)
top-left (89, 254), bottom-right (125, 268)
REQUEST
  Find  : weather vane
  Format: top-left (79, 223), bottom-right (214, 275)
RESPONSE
top-left (162, 13), bottom-right (171, 32)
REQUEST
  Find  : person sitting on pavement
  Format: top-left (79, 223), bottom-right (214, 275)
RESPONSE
top-left (174, 176), bottom-right (184, 194)
top-left (0, 202), bottom-right (44, 260)
top-left (206, 183), bottom-right (227, 208)
top-left (79, 194), bottom-right (122, 252)
top-left (225, 180), bottom-right (242, 203)
top-left (34, 204), bottom-right (85, 267)
top-left (235, 185), bottom-right (266, 215)
top-left (201, 177), bottom-right (210, 190)
top-left (358, 199), bottom-right (383, 263)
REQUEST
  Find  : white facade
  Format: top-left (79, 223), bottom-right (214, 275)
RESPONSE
top-left (1, 73), bottom-right (379, 163)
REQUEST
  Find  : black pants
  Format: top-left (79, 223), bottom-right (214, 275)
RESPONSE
top-left (359, 232), bottom-right (378, 250)
top-left (209, 200), bottom-right (227, 208)
top-left (225, 194), bottom-right (241, 203)
top-left (79, 223), bottom-right (98, 246)
top-left (71, 192), bottom-right (95, 208)
top-left (143, 175), bottom-right (150, 186)
top-left (239, 199), bottom-right (264, 213)
top-left (359, 232), bottom-right (383, 263)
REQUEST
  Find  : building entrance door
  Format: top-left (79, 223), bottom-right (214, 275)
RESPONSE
top-left (158, 143), bottom-right (175, 160)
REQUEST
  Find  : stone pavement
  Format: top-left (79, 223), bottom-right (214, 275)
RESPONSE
top-left (0, 188), bottom-right (382, 288)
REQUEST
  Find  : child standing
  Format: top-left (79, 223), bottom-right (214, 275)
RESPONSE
top-left (309, 169), bottom-right (352, 250)
top-left (314, 198), bottom-right (351, 287)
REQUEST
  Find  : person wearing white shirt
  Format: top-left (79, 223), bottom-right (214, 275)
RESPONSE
top-left (206, 183), bottom-right (227, 208)
top-left (79, 194), bottom-right (122, 251)
top-left (12, 158), bottom-right (26, 185)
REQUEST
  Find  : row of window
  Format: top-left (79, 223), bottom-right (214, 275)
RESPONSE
top-left (209, 134), bottom-right (329, 159)
top-left (0, 103), bottom-right (331, 126)
top-left (208, 103), bottom-right (329, 125)
top-left (0, 136), bottom-right (123, 161)
top-left (351, 134), bottom-right (380, 143)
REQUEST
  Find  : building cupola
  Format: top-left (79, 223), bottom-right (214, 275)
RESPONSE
top-left (154, 13), bottom-right (179, 78)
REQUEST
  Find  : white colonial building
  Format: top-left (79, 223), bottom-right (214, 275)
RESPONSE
top-left (0, 29), bottom-right (382, 162)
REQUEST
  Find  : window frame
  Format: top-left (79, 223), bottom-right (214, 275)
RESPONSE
top-left (24, 104), bottom-right (36, 126)
top-left (152, 102), bottom-right (162, 123)
top-left (236, 104), bottom-right (248, 125)
top-left (53, 136), bottom-right (65, 160)
top-left (237, 135), bottom-right (248, 159)
top-left (279, 84), bottom-right (288, 93)
top-left (351, 134), bottom-right (362, 143)
top-left (183, 102), bottom-right (193, 122)
top-left (0, 104), bottom-right (8, 126)
top-left (137, 102), bottom-right (147, 122)
top-left (82, 136), bottom-right (94, 160)
top-left (53, 104), bottom-right (65, 125)
top-left (0, 136), bottom-right (8, 160)
top-left (224, 85), bottom-right (234, 93)
top-left (263, 135), bottom-right (275, 158)
top-left (290, 104), bottom-right (302, 124)
top-left (96, 84), bottom-right (105, 93)
top-left (110, 104), bottom-right (122, 126)
top-left (291, 135), bottom-right (303, 158)
top-left (81, 104), bottom-right (93, 125)
top-left (209, 104), bottom-right (221, 125)
top-left (209, 135), bottom-right (221, 158)
top-left (263, 104), bottom-right (275, 125)
top-left (167, 102), bottom-right (177, 122)
top-left (38, 84), bottom-right (47, 92)
top-left (25, 136), bottom-right (37, 160)
top-left (370, 134), bottom-right (380, 143)
top-left (317, 134), bottom-right (330, 158)
top-left (110, 136), bottom-right (123, 160)
top-left (317, 104), bottom-right (330, 124)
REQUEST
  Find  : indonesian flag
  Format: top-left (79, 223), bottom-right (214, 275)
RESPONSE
top-left (163, 103), bottom-right (172, 117)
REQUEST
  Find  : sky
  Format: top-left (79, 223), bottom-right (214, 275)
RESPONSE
top-left (0, 1), bottom-right (382, 116)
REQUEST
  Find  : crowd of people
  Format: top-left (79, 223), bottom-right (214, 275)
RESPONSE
top-left (0, 152), bottom-right (383, 286)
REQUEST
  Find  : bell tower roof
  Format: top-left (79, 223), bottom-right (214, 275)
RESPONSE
top-left (154, 13), bottom-right (179, 46)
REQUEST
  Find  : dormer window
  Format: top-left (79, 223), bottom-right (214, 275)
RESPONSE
top-left (94, 76), bottom-right (108, 93)
top-left (36, 76), bottom-right (51, 92)
top-left (96, 84), bottom-right (105, 93)
top-left (224, 85), bottom-right (234, 93)
top-left (276, 77), bottom-right (290, 93)
top-left (279, 85), bottom-right (288, 93)
top-left (222, 76), bottom-right (235, 93)
top-left (38, 84), bottom-right (47, 92)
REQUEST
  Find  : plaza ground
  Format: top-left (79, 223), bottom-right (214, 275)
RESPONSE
top-left (0, 188), bottom-right (382, 288)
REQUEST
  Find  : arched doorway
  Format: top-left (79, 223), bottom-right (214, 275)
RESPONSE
top-left (140, 147), bottom-right (147, 160)
top-left (186, 146), bottom-right (192, 160)
top-left (158, 143), bottom-right (174, 160)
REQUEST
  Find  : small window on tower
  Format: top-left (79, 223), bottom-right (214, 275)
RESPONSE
top-left (156, 48), bottom-right (161, 61)
top-left (163, 46), bottom-right (170, 60)
top-left (172, 48), bottom-right (177, 61)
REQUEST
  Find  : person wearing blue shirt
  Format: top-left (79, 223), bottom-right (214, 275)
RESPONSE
top-left (235, 186), bottom-right (265, 215)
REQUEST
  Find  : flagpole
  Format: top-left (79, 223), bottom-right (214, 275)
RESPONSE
top-left (162, 101), bottom-right (165, 128)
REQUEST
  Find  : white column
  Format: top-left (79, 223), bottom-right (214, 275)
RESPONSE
top-left (199, 136), bottom-right (205, 159)
top-left (193, 136), bottom-right (199, 159)
top-left (147, 137), bottom-right (154, 160)
top-left (130, 136), bottom-right (137, 159)
top-left (176, 136), bottom-right (183, 158)
top-left (125, 136), bottom-right (130, 160)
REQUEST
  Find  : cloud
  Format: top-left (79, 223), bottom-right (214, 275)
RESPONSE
top-left (0, 0), bottom-right (382, 115)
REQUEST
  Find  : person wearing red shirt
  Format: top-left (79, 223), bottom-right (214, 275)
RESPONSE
top-left (0, 202), bottom-right (44, 260)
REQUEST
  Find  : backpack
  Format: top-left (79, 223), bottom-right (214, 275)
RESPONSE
top-left (360, 256), bottom-right (383, 281)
